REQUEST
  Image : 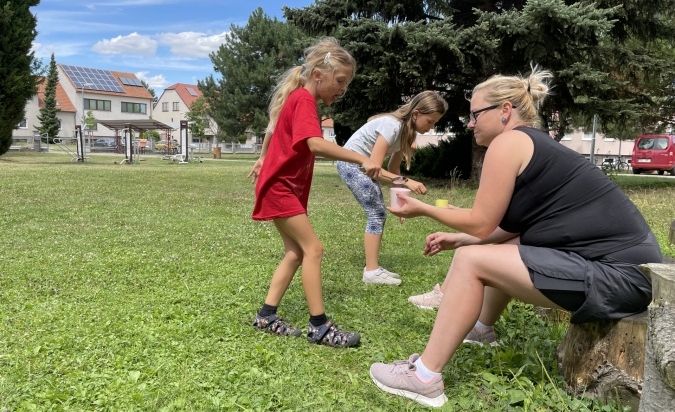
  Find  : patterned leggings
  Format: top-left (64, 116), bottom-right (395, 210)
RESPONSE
top-left (336, 161), bottom-right (387, 235)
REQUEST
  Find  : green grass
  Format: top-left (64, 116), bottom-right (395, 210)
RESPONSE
top-left (1, 152), bottom-right (673, 411)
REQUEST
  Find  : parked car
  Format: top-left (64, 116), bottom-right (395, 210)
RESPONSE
top-left (631, 134), bottom-right (675, 175)
top-left (93, 138), bottom-right (115, 148)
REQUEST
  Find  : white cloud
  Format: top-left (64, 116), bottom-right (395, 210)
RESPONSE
top-left (92, 32), bottom-right (157, 56)
top-left (32, 41), bottom-right (90, 58)
top-left (135, 71), bottom-right (169, 89)
top-left (158, 31), bottom-right (228, 58)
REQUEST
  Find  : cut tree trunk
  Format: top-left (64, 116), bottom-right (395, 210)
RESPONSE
top-left (638, 263), bottom-right (675, 412)
top-left (556, 312), bottom-right (647, 411)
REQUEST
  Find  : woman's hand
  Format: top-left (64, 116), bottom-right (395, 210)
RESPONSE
top-left (423, 232), bottom-right (479, 256)
top-left (405, 179), bottom-right (427, 195)
top-left (386, 195), bottom-right (429, 219)
top-left (247, 158), bottom-right (263, 184)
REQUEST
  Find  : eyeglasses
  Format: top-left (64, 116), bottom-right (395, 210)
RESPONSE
top-left (468, 103), bottom-right (518, 124)
top-left (469, 104), bottom-right (499, 124)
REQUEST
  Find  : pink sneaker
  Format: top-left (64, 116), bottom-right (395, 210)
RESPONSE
top-left (370, 354), bottom-right (448, 407)
top-left (407, 284), bottom-right (443, 310)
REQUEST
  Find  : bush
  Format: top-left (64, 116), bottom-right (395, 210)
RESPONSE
top-left (408, 129), bottom-right (473, 180)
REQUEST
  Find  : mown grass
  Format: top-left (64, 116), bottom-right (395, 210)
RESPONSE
top-left (1, 152), bottom-right (673, 412)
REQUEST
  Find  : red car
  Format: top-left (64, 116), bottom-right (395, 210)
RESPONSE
top-left (631, 134), bottom-right (675, 175)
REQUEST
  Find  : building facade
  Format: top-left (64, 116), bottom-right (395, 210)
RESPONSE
top-left (13, 63), bottom-right (154, 142)
top-left (153, 83), bottom-right (217, 142)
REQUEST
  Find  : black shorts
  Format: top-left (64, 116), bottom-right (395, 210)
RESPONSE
top-left (518, 232), bottom-right (660, 323)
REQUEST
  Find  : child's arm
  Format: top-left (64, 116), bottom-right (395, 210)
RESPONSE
top-left (306, 137), bottom-right (381, 177)
top-left (387, 151), bottom-right (403, 176)
top-left (247, 131), bottom-right (272, 183)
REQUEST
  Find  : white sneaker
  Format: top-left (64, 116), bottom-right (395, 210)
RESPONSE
top-left (408, 284), bottom-right (443, 309)
top-left (363, 267), bottom-right (402, 285)
top-left (363, 266), bottom-right (400, 279)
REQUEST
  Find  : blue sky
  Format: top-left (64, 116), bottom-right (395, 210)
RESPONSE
top-left (31, 0), bottom-right (314, 95)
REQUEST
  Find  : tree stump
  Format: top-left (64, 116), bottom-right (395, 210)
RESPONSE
top-left (639, 263), bottom-right (675, 411)
top-left (556, 312), bottom-right (647, 411)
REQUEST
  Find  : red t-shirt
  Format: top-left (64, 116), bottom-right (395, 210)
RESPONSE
top-left (252, 88), bottom-right (322, 220)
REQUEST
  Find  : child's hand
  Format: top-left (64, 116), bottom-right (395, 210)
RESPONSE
top-left (361, 159), bottom-right (381, 178)
top-left (405, 179), bottom-right (427, 195)
top-left (247, 158), bottom-right (263, 184)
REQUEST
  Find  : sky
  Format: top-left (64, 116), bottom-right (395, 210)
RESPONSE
top-left (31, 0), bottom-right (314, 96)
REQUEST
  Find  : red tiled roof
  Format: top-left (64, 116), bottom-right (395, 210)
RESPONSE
top-left (110, 70), bottom-right (154, 99)
top-left (321, 117), bottom-right (333, 128)
top-left (37, 77), bottom-right (76, 112)
top-left (165, 83), bottom-right (202, 107)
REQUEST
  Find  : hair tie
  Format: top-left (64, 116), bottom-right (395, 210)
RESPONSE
top-left (301, 63), bottom-right (307, 72)
top-left (323, 52), bottom-right (331, 64)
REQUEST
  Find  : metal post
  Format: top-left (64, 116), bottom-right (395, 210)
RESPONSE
top-left (589, 114), bottom-right (598, 164)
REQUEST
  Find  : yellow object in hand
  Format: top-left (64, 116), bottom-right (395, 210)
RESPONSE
top-left (435, 199), bottom-right (449, 208)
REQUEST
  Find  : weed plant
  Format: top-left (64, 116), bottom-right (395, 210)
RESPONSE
top-left (1, 152), bottom-right (673, 411)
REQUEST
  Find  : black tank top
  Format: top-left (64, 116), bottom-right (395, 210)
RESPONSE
top-left (498, 127), bottom-right (649, 259)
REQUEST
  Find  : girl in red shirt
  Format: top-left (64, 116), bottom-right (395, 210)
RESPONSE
top-left (248, 37), bottom-right (380, 347)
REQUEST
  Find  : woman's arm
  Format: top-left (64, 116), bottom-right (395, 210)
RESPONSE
top-left (388, 130), bottom-right (531, 238)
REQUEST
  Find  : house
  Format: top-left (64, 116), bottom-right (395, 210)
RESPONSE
top-left (560, 129), bottom-right (635, 161)
top-left (321, 117), bottom-right (336, 143)
top-left (13, 77), bottom-right (77, 141)
top-left (153, 83), bottom-right (217, 142)
top-left (13, 63), bottom-right (154, 141)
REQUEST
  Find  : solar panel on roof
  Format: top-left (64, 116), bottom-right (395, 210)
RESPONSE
top-left (187, 87), bottom-right (198, 96)
top-left (62, 64), bottom-right (125, 93)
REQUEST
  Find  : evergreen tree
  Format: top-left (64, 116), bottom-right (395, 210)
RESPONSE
top-left (36, 53), bottom-right (60, 141)
top-left (199, 8), bottom-right (309, 139)
top-left (0, 0), bottom-right (40, 155)
top-left (285, 0), bottom-right (675, 178)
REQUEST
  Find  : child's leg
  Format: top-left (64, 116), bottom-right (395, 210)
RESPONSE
top-left (364, 233), bottom-right (383, 271)
top-left (262, 225), bottom-right (303, 307)
top-left (274, 214), bottom-right (325, 315)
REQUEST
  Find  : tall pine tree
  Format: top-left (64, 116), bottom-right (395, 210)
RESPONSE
top-left (37, 53), bottom-right (60, 141)
top-left (285, 0), bottom-right (675, 178)
top-left (199, 8), bottom-right (309, 139)
top-left (0, 0), bottom-right (40, 155)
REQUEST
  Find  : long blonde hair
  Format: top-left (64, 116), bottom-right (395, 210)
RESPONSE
top-left (472, 64), bottom-right (553, 128)
top-left (369, 90), bottom-right (448, 170)
top-left (266, 37), bottom-right (356, 134)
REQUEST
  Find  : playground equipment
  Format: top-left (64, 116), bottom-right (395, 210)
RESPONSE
top-left (164, 120), bottom-right (203, 164)
top-left (52, 127), bottom-right (90, 162)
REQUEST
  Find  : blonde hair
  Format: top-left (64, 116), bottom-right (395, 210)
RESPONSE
top-left (472, 64), bottom-right (553, 128)
top-left (266, 37), bottom-right (356, 134)
top-left (369, 90), bottom-right (448, 170)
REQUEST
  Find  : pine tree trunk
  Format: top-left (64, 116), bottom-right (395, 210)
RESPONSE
top-left (556, 312), bottom-right (647, 411)
top-left (471, 139), bottom-right (487, 182)
top-left (638, 263), bottom-right (675, 411)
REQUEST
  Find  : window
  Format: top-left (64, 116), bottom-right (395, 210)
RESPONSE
top-left (561, 134), bottom-right (572, 141)
top-left (84, 98), bottom-right (111, 111)
top-left (582, 131), bottom-right (593, 141)
top-left (121, 102), bottom-right (147, 114)
top-left (173, 102), bottom-right (180, 111)
top-left (58, 119), bottom-right (62, 130)
top-left (18, 118), bottom-right (27, 128)
top-left (162, 102), bottom-right (169, 112)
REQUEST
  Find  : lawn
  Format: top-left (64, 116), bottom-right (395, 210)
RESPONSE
top-left (1, 152), bottom-right (673, 411)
